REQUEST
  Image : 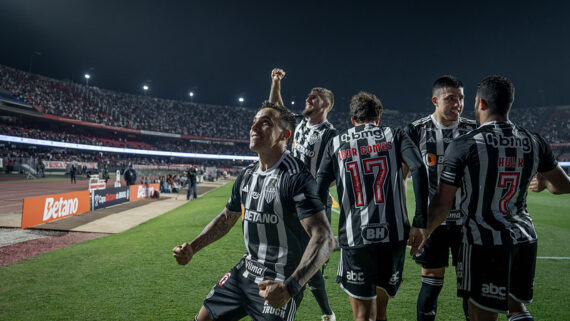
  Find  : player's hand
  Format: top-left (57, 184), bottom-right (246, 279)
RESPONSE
top-left (408, 227), bottom-right (427, 256)
top-left (172, 242), bottom-right (194, 265)
top-left (258, 279), bottom-right (291, 308)
top-left (529, 174), bottom-right (546, 193)
top-left (271, 68), bottom-right (286, 81)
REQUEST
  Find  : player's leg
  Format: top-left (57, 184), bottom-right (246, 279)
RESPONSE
top-left (457, 243), bottom-right (509, 321)
top-left (348, 296), bottom-right (375, 321)
top-left (417, 267), bottom-right (445, 321)
top-left (201, 264), bottom-right (248, 321)
top-left (375, 287), bottom-right (389, 321)
top-left (449, 225), bottom-right (471, 320)
top-left (337, 247), bottom-right (377, 321)
top-left (414, 226), bottom-right (451, 321)
top-left (195, 306), bottom-right (213, 321)
top-left (307, 270), bottom-right (335, 319)
top-left (193, 182), bottom-right (198, 199)
top-left (468, 300), bottom-right (498, 321)
top-left (375, 242), bottom-right (406, 321)
top-left (506, 242), bottom-right (537, 321)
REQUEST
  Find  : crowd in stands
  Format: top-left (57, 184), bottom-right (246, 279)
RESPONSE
top-left (1, 65), bottom-right (256, 140)
top-left (1, 64), bottom-right (568, 172)
top-left (5, 64), bottom-right (567, 143)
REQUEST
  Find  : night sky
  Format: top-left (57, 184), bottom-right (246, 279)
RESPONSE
top-left (1, 0), bottom-right (569, 113)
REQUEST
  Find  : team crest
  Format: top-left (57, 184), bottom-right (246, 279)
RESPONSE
top-left (264, 178), bottom-right (278, 203)
top-left (307, 132), bottom-right (320, 145)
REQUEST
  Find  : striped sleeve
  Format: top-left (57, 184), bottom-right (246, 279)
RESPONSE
top-left (440, 138), bottom-right (470, 187)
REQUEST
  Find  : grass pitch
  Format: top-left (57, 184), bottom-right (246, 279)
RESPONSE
top-left (0, 181), bottom-right (568, 320)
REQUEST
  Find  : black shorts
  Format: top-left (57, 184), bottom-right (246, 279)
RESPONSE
top-left (457, 242), bottom-right (537, 314)
top-left (413, 224), bottom-right (463, 269)
top-left (336, 242), bottom-right (406, 300)
top-left (202, 260), bottom-right (304, 321)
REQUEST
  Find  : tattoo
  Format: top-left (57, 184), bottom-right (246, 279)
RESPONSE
top-left (292, 211), bottom-right (334, 286)
top-left (192, 209), bottom-right (240, 253)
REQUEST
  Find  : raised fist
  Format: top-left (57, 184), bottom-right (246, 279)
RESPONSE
top-left (271, 68), bottom-right (286, 81)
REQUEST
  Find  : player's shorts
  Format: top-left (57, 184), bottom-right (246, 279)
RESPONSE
top-left (202, 259), bottom-right (304, 321)
top-left (413, 224), bottom-right (463, 269)
top-left (336, 242), bottom-right (407, 300)
top-left (457, 241), bottom-right (537, 314)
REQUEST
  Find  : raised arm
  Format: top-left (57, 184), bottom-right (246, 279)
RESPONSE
top-left (172, 207), bottom-right (241, 265)
top-left (269, 68), bottom-right (286, 106)
top-left (259, 210), bottom-right (335, 308)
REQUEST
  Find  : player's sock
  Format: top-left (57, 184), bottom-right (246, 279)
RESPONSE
top-left (462, 297), bottom-right (470, 320)
top-left (507, 311), bottom-right (534, 321)
top-left (308, 271), bottom-right (333, 315)
top-left (417, 276), bottom-right (444, 321)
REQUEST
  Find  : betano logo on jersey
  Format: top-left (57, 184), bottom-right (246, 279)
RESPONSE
top-left (243, 209), bottom-right (280, 224)
top-left (340, 128), bottom-right (385, 142)
top-left (485, 133), bottom-right (531, 153)
top-left (294, 143), bottom-right (315, 158)
top-left (424, 153), bottom-right (442, 166)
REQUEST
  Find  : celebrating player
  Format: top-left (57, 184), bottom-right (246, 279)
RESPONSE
top-left (269, 67), bottom-right (338, 321)
top-left (426, 75), bottom-right (570, 321)
top-left (173, 101), bottom-right (335, 321)
top-left (403, 75), bottom-right (476, 321)
top-left (317, 91), bottom-right (429, 321)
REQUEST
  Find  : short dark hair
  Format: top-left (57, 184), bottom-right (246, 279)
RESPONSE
top-left (259, 100), bottom-right (296, 142)
top-left (311, 87), bottom-right (334, 111)
top-left (476, 75), bottom-right (515, 116)
top-left (349, 91), bottom-right (383, 123)
top-left (432, 75), bottom-right (464, 95)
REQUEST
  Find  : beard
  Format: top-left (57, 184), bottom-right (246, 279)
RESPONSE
top-left (302, 107), bottom-right (314, 117)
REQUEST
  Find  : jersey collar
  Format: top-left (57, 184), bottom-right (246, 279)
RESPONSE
top-left (256, 150), bottom-right (290, 175)
top-left (430, 114), bottom-right (458, 129)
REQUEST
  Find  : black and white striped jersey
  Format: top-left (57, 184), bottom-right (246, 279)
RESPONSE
top-left (405, 115), bottom-right (476, 225)
top-left (226, 151), bottom-right (324, 284)
top-left (292, 118), bottom-right (338, 177)
top-left (317, 124), bottom-right (428, 248)
top-left (440, 121), bottom-right (557, 246)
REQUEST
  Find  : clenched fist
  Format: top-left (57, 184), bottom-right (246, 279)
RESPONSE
top-left (172, 242), bottom-right (194, 265)
top-left (271, 68), bottom-right (286, 81)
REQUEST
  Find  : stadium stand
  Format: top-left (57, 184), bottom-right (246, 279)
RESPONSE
top-left (1, 64), bottom-right (568, 179)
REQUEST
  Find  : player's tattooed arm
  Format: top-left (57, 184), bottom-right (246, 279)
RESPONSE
top-left (172, 208), bottom-right (241, 265)
top-left (294, 210), bottom-right (335, 285)
top-left (269, 68), bottom-right (285, 107)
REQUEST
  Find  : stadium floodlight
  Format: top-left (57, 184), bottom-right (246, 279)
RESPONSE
top-left (238, 97), bottom-right (245, 106)
top-left (143, 85), bottom-right (149, 95)
top-left (84, 74), bottom-right (91, 86)
top-left (291, 101), bottom-right (295, 105)
top-left (189, 91), bottom-right (194, 97)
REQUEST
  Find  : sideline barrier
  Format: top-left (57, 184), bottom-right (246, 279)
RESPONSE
top-left (21, 190), bottom-right (90, 229)
top-left (130, 183), bottom-right (160, 201)
top-left (92, 187), bottom-right (130, 211)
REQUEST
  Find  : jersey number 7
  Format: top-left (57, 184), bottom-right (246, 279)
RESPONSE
top-left (497, 172), bottom-right (520, 215)
top-left (345, 157), bottom-right (388, 208)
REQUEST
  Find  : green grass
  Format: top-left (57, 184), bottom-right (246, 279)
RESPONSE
top-left (1, 181), bottom-right (568, 320)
